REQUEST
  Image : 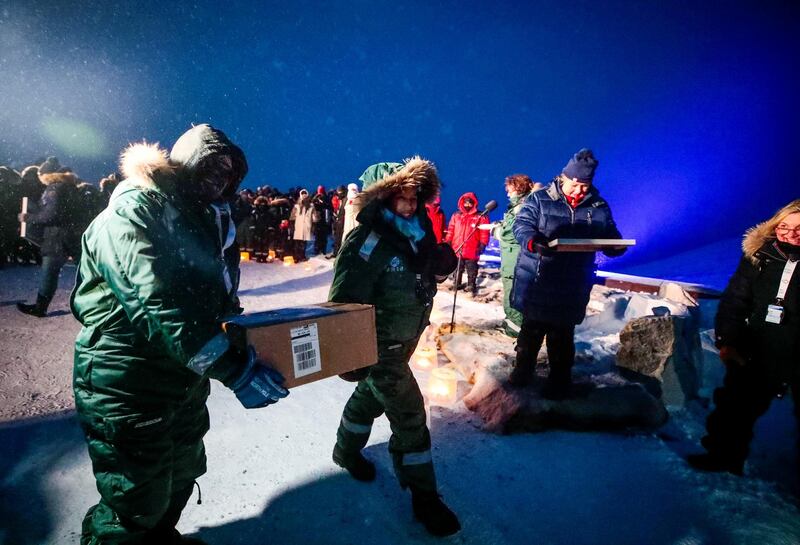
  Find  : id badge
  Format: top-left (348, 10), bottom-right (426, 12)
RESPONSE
top-left (765, 304), bottom-right (784, 324)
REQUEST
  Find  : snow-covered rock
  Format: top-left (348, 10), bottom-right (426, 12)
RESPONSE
top-left (616, 315), bottom-right (702, 407)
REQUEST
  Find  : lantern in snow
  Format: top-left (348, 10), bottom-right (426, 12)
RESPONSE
top-left (428, 367), bottom-right (458, 406)
top-left (240, 251), bottom-right (251, 261)
top-left (283, 256), bottom-right (295, 266)
top-left (267, 249), bottom-right (276, 262)
top-left (412, 346), bottom-right (436, 371)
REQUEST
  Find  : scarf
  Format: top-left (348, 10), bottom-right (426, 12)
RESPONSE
top-left (382, 208), bottom-right (426, 243)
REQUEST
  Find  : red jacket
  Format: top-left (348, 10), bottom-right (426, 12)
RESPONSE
top-left (425, 197), bottom-right (446, 243)
top-left (445, 192), bottom-right (489, 260)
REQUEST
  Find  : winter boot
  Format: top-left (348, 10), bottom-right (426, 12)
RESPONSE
top-left (17, 293), bottom-right (51, 318)
top-left (333, 445), bottom-right (376, 482)
top-left (508, 352), bottom-right (534, 387)
top-left (410, 487), bottom-right (461, 537)
top-left (687, 453), bottom-right (744, 476)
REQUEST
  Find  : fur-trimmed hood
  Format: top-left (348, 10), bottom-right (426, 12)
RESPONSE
top-left (39, 172), bottom-right (78, 187)
top-left (115, 142), bottom-right (176, 198)
top-left (354, 156), bottom-right (440, 213)
top-left (742, 222), bottom-right (777, 263)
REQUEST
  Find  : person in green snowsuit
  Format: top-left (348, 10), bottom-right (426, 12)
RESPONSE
top-left (71, 125), bottom-right (289, 545)
top-left (494, 174), bottom-right (539, 338)
top-left (328, 157), bottom-right (461, 537)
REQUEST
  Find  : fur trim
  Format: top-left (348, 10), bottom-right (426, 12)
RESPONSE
top-left (355, 156), bottom-right (440, 212)
top-left (119, 142), bottom-right (173, 190)
top-left (38, 172), bottom-right (78, 186)
top-left (742, 221), bottom-right (775, 263)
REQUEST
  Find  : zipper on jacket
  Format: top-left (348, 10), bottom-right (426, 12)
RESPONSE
top-left (587, 210), bottom-right (592, 226)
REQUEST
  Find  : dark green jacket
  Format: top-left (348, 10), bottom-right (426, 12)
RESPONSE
top-left (496, 191), bottom-right (530, 279)
top-left (329, 157), bottom-right (443, 343)
top-left (71, 144), bottom-right (241, 418)
top-left (329, 200), bottom-right (438, 343)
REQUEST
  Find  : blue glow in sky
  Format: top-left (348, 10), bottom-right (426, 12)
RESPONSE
top-left (1, 0), bottom-right (797, 268)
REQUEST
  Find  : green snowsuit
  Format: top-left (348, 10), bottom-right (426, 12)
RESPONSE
top-left (496, 191), bottom-right (530, 337)
top-left (329, 159), bottom-right (444, 492)
top-left (71, 135), bottom-right (245, 544)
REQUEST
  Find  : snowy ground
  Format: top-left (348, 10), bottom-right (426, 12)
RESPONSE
top-left (1, 253), bottom-right (799, 545)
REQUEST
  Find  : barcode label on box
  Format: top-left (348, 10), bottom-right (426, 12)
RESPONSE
top-left (289, 323), bottom-right (322, 378)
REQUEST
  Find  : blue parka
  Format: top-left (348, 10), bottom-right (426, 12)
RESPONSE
top-left (511, 179), bottom-right (622, 325)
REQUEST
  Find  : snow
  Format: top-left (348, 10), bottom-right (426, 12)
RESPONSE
top-left (1, 253), bottom-right (798, 545)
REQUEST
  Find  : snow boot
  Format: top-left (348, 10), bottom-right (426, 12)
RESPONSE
top-left (333, 445), bottom-right (376, 482)
top-left (410, 487), bottom-right (461, 537)
top-left (687, 453), bottom-right (744, 476)
top-left (16, 294), bottom-right (50, 318)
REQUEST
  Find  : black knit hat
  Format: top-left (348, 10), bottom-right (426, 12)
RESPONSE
top-left (562, 148), bottom-right (598, 182)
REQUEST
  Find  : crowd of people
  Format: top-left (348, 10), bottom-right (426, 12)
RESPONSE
top-left (2, 131), bottom-right (798, 543)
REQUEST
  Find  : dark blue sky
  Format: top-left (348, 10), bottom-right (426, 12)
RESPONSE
top-left (1, 0), bottom-right (798, 267)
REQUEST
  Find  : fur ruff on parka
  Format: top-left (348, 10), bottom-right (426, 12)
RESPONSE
top-left (742, 222), bottom-right (778, 264)
top-left (353, 156), bottom-right (440, 214)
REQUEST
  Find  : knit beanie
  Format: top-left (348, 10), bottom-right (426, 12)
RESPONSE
top-left (562, 148), bottom-right (598, 182)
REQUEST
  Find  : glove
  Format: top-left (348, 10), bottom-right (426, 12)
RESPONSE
top-left (229, 347), bottom-right (289, 408)
top-left (527, 234), bottom-right (554, 256)
top-left (718, 346), bottom-right (746, 367)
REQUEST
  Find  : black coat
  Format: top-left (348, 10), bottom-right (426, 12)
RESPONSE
top-left (28, 178), bottom-right (82, 258)
top-left (715, 240), bottom-right (800, 385)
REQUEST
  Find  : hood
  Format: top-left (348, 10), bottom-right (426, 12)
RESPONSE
top-left (354, 156), bottom-right (440, 213)
top-left (170, 124), bottom-right (247, 176)
top-left (742, 221), bottom-right (778, 264)
top-left (457, 192), bottom-right (479, 214)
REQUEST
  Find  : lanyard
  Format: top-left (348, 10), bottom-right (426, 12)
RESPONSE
top-left (775, 259), bottom-right (798, 302)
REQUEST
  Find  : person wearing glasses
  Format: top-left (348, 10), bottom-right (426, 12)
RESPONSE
top-left (688, 199), bottom-right (800, 477)
top-left (72, 125), bottom-right (288, 545)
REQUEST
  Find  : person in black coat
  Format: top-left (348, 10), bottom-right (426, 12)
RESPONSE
top-left (689, 199), bottom-right (800, 476)
top-left (17, 172), bottom-right (82, 317)
top-left (510, 149), bottom-right (626, 398)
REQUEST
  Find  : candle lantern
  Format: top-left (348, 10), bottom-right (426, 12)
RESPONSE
top-left (267, 249), bottom-right (276, 262)
top-left (412, 346), bottom-right (436, 371)
top-left (428, 367), bottom-right (458, 406)
top-left (283, 256), bottom-right (295, 266)
top-left (240, 251), bottom-right (251, 261)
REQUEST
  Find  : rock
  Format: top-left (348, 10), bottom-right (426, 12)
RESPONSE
top-left (462, 364), bottom-right (668, 434)
top-left (615, 315), bottom-right (702, 407)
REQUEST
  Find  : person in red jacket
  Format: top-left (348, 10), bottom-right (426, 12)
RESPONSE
top-left (445, 192), bottom-right (489, 296)
top-left (425, 195), bottom-right (446, 243)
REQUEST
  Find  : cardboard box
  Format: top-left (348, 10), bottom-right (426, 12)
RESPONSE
top-left (548, 238), bottom-right (636, 252)
top-left (222, 302), bottom-right (377, 388)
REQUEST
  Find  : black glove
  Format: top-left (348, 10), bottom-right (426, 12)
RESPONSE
top-left (431, 243), bottom-right (458, 276)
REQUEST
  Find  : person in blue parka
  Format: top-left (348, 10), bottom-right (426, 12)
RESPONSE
top-left (509, 149), bottom-right (626, 398)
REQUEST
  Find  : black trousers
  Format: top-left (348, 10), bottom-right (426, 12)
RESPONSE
top-left (516, 318), bottom-right (575, 383)
top-left (702, 362), bottom-right (799, 465)
top-left (454, 259), bottom-right (478, 290)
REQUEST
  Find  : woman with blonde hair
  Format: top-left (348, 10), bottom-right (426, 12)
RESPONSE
top-left (689, 199), bottom-right (800, 476)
